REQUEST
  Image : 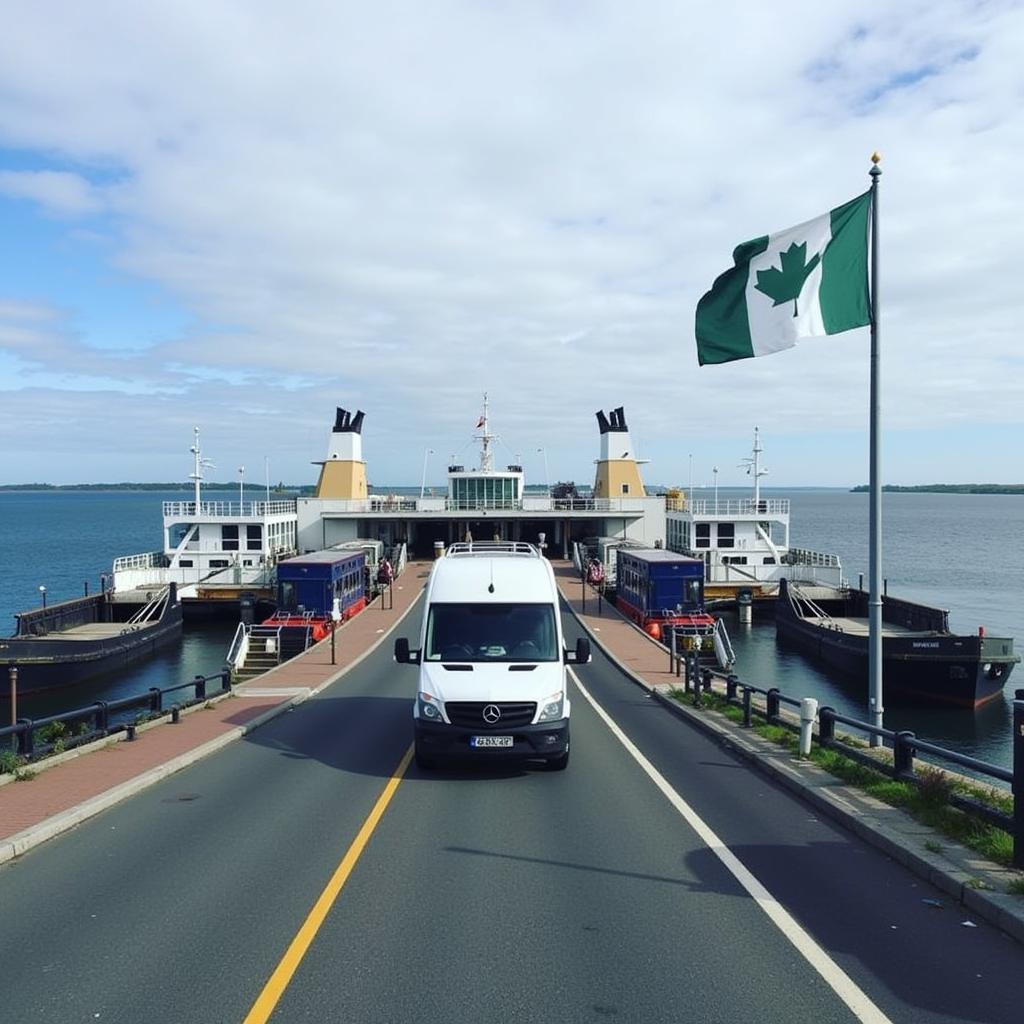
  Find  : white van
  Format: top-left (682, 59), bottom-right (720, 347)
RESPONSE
top-left (394, 542), bottom-right (590, 770)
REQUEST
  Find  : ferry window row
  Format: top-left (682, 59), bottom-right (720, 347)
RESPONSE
top-left (450, 476), bottom-right (520, 508)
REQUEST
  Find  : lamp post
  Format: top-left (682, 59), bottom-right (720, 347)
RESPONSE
top-left (238, 465), bottom-right (245, 509)
top-left (537, 448), bottom-right (550, 497)
top-left (713, 466), bottom-right (719, 512)
top-left (39, 585), bottom-right (47, 609)
top-left (419, 448), bottom-right (434, 501)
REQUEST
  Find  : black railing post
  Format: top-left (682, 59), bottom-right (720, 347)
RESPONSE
top-left (666, 626), bottom-right (675, 674)
top-left (742, 687), bottom-right (752, 728)
top-left (766, 688), bottom-right (780, 725)
top-left (726, 674), bottom-right (738, 702)
top-left (220, 670), bottom-right (231, 693)
top-left (93, 700), bottom-right (108, 734)
top-left (702, 669), bottom-right (712, 692)
top-left (894, 731), bottom-right (916, 778)
top-left (149, 687), bottom-right (162, 713)
top-left (1013, 689), bottom-right (1024, 869)
top-left (16, 718), bottom-right (33, 757)
top-left (819, 707), bottom-right (836, 745)
top-left (194, 674), bottom-right (206, 700)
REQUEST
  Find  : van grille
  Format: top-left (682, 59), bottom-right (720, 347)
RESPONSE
top-left (444, 702), bottom-right (537, 729)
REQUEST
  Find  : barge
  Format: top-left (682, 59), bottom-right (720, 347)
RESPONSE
top-left (0, 585), bottom-right (182, 692)
top-left (776, 578), bottom-right (1019, 708)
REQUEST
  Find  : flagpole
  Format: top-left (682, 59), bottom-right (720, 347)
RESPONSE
top-left (868, 152), bottom-right (883, 746)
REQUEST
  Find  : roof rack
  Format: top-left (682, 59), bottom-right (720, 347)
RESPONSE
top-left (444, 541), bottom-right (539, 558)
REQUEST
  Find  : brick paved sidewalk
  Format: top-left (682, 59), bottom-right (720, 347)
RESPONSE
top-left (0, 564), bottom-right (428, 862)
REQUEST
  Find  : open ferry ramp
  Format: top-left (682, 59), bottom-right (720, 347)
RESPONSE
top-left (1, 562), bottom-right (1022, 1023)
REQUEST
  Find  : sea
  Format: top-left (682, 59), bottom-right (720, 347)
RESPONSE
top-left (1, 487), bottom-right (1021, 768)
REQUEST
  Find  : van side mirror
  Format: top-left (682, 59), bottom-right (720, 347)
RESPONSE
top-left (394, 637), bottom-right (420, 664)
top-left (564, 637), bottom-right (591, 664)
top-left (576, 637), bottom-right (591, 664)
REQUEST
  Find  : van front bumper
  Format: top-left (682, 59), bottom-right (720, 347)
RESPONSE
top-left (413, 718), bottom-right (569, 760)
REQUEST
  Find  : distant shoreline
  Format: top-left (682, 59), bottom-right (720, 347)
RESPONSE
top-left (0, 483), bottom-right (308, 493)
top-left (849, 484), bottom-right (1023, 495)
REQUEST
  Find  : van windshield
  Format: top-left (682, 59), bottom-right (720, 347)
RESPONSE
top-left (425, 603), bottom-right (558, 662)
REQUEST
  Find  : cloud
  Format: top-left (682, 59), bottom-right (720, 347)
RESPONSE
top-left (0, 169), bottom-right (103, 216)
top-left (0, 0), bottom-right (1021, 485)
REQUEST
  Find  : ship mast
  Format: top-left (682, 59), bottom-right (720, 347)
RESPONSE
top-left (476, 392), bottom-right (496, 473)
top-left (742, 426), bottom-right (768, 507)
top-left (189, 427), bottom-right (214, 509)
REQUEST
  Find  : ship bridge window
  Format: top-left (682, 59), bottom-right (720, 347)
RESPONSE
top-left (717, 523), bottom-right (735, 548)
top-left (695, 523), bottom-right (710, 548)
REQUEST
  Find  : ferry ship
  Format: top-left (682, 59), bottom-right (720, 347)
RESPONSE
top-left (664, 428), bottom-right (843, 604)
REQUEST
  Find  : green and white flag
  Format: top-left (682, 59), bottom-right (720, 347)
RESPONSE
top-left (694, 190), bottom-right (872, 366)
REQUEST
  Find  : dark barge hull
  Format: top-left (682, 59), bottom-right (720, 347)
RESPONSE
top-left (0, 587), bottom-right (183, 693)
top-left (776, 579), bottom-right (1018, 708)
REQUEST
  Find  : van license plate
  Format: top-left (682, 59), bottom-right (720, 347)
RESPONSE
top-left (471, 736), bottom-right (513, 748)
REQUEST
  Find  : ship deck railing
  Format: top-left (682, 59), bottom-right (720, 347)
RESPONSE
top-left (671, 498), bottom-right (791, 517)
top-left (162, 499), bottom-right (298, 519)
top-left (318, 496), bottom-right (650, 514)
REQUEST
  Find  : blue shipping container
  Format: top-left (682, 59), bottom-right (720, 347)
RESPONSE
top-left (616, 549), bottom-right (705, 617)
top-left (276, 549), bottom-right (366, 617)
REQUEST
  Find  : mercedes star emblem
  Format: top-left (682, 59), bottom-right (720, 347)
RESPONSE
top-left (482, 704), bottom-right (501, 724)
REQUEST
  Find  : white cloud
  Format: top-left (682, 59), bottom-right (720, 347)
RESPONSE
top-left (0, 0), bottom-right (1021, 484)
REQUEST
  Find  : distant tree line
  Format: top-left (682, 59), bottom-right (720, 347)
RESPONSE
top-left (850, 484), bottom-right (1023, 494)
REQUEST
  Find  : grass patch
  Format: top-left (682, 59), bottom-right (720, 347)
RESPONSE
top-left (1007, 878), bottom-right (1024, 897)
top-left (675, 681), bottom-right (1019, 869)
top-left (0, 750), bottom-right (36, 781)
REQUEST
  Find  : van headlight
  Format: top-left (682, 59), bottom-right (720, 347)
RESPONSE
top-left (417, 691), bottom-right (444, 721)
top-left (537, 691), bottom-right (564, 722)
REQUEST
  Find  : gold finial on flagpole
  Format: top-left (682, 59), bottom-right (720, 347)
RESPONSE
top-left (871, 151), bottom-right (882, 164)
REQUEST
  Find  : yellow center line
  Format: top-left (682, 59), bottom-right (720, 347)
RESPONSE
top-left (242, 743), bottom-right (414, 1024)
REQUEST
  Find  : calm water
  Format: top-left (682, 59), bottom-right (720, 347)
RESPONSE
top-left (1, 488), bottom-right (1021, 765)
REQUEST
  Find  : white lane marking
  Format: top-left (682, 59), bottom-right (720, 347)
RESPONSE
top-left (569, 669), bottom-right (892, 1024)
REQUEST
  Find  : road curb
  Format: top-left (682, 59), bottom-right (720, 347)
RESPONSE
top-left (561, 596), bottom-right (1024, 946)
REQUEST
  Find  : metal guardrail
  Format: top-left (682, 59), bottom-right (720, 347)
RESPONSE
top-left (698, 671), bottom-right (1024, 868)
top-left (0, 671), bottom-right (231, 762)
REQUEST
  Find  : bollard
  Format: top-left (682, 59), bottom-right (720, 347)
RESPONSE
top-left (799, 698), bottom-right (818, 758)
top-left (194, 674), bottom-right (207, 700)
top-left (766, 688), bottom-right (780, 725)
top-left (894, 730), bottom-right (916, 777)
top-left (726, 674), bottom-right (738, 702)
top-left (742, 687), bottom-right (752, 728)
top-left (1013, 689), bottom-right (1024, 869)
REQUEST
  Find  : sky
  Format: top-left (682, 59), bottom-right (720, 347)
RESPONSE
top-left (0, 0), bottom-right (1021, 490)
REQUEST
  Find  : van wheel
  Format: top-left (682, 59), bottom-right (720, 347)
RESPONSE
top-left (415, 746), bottom-right (436, 770)
top-left (545, 747), bottom-right (569, 771)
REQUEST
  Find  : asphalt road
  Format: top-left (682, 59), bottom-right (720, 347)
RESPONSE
top-left (1, 600), bottom-right (1022, 1023)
